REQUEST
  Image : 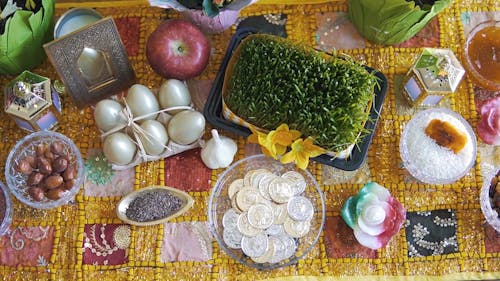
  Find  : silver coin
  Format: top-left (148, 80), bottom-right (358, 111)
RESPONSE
top-left (235, 187), bottom-right (264, 212)
top-left (249, 169), bottom-right (272, 189)
top-left (258, 173), bottom-right (278, 201)
top-left (228, 178), bottom-right (245, 199)
top-left (268, 236), bottom-right (285, 263)
top-left (237, 212), bottom-right (262, 237)
top-left (265, 224), bottom-right (285, 236)
top-left (272, 203), bottom-right (288, 225)
top-left (268, 177), bottom-right (294, 203)
top-left (284, 216), bottom-right (311, 238)
top-left (247, 203), bottom-right (274, 229)
top-left (281, 171), bottom-right (307, 195)
top-left (223, 227), bottom-right (243, 249)
top-left (279, 234), bottom-right (297, 260)
top-left (287, 196), bottom-right (314, 221)
top-left (231, 194), bottom-right (243, 213)
top-left (222, 208), bottom-right (240, 229)
top-left (251, 237), bottom-right (275, 264)
top-left (241, 233), bottom-right (269, 258)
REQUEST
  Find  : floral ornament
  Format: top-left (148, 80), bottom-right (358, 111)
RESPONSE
top-left (281, 137), bottom-right (325, 170)
top-left (85, 152), bottom-right (115, 185)
top-left (477, 96), bottom-right (500, 145)
top-left (341, 182), bottom-right (406, 250)
top-left (248, 124), bottom-right (324, 169)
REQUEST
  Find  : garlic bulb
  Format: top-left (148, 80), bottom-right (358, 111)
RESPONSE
top-left (201, 129), bottom-right (237, 169)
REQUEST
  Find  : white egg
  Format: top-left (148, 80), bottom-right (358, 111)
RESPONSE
top-left (125, 84), bottom-right (159, 121)
top-left (138, 120), bottom-right (168, 156)
top-left (93, 99), bottom-right (126, 132)
top-left (167, 110), bottom-right (205, 145)
top-left (159, 79), bottom-right (191, 114)
top-left (103, 132), bottom-right (137, 165)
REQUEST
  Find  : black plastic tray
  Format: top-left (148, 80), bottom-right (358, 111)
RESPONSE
top-left (204, 28), bottom-right (388, 171)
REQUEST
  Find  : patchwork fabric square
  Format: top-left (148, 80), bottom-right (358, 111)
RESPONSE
top-left (84, 148), bottom-right (135, 197)
top-left (164, 148), bottom-right (212, 192)
top-left (395, 18), bottom-right (440, 48)
top-left (405, 210), bottom-right (458, 257)
top-left (324, 216), bottom-right (377, 259)
top-left (315, 12), bottom-right (366, 50)
top-left (83, 224), bottom-right (131, 265)
top-left (236, 13), bottom-right (287, 37)
top-left (114, 17), bottom-right (141, 56)
top-left (160, 221), bottom-right (212, 262)
top-left (0, 226), bottom-right (54, 266)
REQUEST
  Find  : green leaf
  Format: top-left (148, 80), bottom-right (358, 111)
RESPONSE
top-left (347, 0), bottom-right (452, 45)
top-left (202, 0), bottom-right (220, 17)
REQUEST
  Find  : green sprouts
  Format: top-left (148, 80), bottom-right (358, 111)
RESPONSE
top-left (224, 35), bottom-right (378, 152)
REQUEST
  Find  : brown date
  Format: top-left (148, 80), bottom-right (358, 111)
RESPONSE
top-left (15, 159), bottom-right (32, 175)
top-left (64, 179), bottom-right (77, 190)
top-left (63, 165), bottom-right (77, 181)
top-left (27, 172), bottom-right (45, 186)
top-left (50, 141), bottom-right (64, 155)
top-left (37, 157), bottom-right (52, 175)
top-left (45, 175), bottom-right (64, 189)
top-left (28, 186), bottom-right (46, 201)
top-left (24, 155), bottom-right (36, 168)
top-left (52, 157), bottom-right (68, 173)
top-left (46, 188), bottom-right (64, 200)
top-left (35, 144), bottom-right (46, 156)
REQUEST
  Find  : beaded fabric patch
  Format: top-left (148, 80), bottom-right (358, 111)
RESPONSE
top-left (405, 210), bottom-right (458, 257)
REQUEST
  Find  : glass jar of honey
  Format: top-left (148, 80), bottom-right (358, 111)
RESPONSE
top-left (464, 20), bottom-right (500, 91)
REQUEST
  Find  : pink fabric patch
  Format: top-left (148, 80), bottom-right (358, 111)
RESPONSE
top-left (0, 226), bottom-right (54, 266)
top-left (395, 18), bottom-right (440, 48)
top-left (164, 148), bottom-right (212, 192)
top-left (324, 216), bottom-right (377, 258)
top-left (315, 12), bottom-right (366, 50)
top-left (160, 222), bottom-right (212, 262)
top-left (82, 224), bottom-right (130, 265)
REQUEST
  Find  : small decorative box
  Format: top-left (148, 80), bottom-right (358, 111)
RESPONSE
top-left (402, 48), bottom-right (465, 107)
top-left (4, 71), bottom-right (62, 132)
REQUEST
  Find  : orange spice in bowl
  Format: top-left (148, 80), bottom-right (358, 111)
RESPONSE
top-left (464, 20), bottom-right (500, 91)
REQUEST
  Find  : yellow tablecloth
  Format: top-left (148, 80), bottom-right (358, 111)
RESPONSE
top-left (0, 0), bottom-right (500, 280)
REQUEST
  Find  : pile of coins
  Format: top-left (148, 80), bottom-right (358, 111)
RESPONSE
top-left (221, 168), bottom-right (315, 264)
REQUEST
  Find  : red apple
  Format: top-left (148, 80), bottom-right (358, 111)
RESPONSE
top-left (146, 19), bottom-right (211, 80)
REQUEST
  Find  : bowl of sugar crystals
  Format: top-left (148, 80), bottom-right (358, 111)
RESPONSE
top-left (400, 108), bottom-right (477, 184)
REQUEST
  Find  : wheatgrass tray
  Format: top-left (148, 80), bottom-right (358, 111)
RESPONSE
top-left (204, 28), bottom-right (388, 171)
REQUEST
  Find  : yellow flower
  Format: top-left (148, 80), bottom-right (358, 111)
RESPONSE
top-left (281, 137), bottom-right (325, 170)
top-left (248, 124), bottom-right (301, 159)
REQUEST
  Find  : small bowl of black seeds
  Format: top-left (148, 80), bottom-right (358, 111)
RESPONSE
top-left (116, 185), bottom-right (194, 226)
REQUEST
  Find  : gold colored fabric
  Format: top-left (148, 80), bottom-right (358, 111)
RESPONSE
top-left (0, 1), bottom-right (499, 280)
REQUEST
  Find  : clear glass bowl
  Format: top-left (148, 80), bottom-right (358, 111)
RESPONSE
top-left (0, 181), bottom-right (12, 236)
top-left (480, 167), bottom-right (500, 233)
top-left (5, 131), bottom-right (84, 209)
top-left (464, 20), bottom-right (500, 91)
top-left (400, 108), bottom-right (477, 184)
top-left (208, 154), bottom-right (325, 270)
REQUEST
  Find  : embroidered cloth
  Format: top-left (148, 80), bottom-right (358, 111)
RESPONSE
top-left (0, 0), bottom-right (499, 280)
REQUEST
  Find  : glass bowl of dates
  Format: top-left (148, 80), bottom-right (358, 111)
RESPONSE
top-left (0, 181), bottom-right (12, 236)
top-left (208, 154), bottom-right (326, 270)
top-left (481, 167), bottom-right (500, 232)
top-left (5, 131), bottom-right (84, 209)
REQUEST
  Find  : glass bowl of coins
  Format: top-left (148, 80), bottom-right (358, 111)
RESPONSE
top-left (208, 154), bottom-right (326, 270)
